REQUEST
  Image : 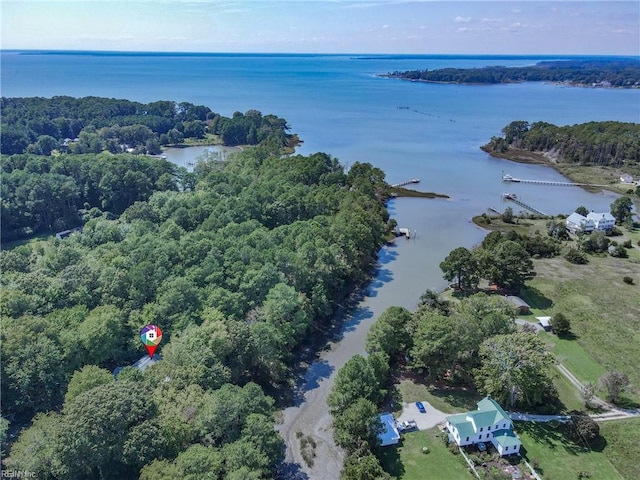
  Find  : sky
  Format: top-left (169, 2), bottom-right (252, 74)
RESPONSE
top-left (2, 1), bottom-right (639, 55)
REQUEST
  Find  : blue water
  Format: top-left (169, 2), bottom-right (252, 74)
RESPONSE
top-left (2, 51), bottom-right (639, 294)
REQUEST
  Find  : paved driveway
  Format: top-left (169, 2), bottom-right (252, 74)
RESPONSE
top-left (395, 401), bottom-right (448, 431)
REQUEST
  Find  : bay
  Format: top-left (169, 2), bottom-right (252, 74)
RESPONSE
top-left (3, 51), bottom-right (639, 295)
top-left (4, 50), bottom-right (640, 478)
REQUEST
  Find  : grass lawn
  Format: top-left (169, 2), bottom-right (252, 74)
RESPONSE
top-left (379, 428), bottom-right (471, 480)
top-left (525, 255), bottom-right (640, 400)
top-left (599, 418), bottom-right (640, 480)
top-left (515, 421), bottom-right (624, 480)
top-left (552, 370), bottom-right (584, 412)
top-left (396, 378), bottom-right (481, 415)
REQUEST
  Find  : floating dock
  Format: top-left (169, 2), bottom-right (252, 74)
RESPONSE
top-left (391, 178), bottom-right (420, 188)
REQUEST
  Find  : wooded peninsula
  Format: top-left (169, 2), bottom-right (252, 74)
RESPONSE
top-left (383, 59), bottom-right (640, 88)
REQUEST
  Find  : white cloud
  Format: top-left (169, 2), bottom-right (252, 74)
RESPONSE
top-left (454, 16), bottom-right (472, 23)
top-left (481, 17), bottom-right (500, 23)
top-left (382, 24), bottom-right (389, 29)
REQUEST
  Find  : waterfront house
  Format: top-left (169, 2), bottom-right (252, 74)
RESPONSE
top-left (445, 397), bottom-right (522, 456)
top-left (565, 212), bottom-right (595, 234)
top-left (620, 173), bottom-right (633, 184)
top-left (587, 212), bottom-right (616, 231)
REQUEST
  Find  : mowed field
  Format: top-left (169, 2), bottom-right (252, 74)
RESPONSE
top-left (523, 253), bottom-right (640, 396)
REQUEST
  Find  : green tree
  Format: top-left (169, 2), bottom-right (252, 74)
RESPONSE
top-left (365, 306), bottom-right (413, 358)
top-left (327, 355), bottom-right (380, 415)
top-left (59, 380), bottom-right (151, 478)
top-left (552, 313), bottom-right (571, 337)
top-left (575, 206), bottom-right (589, 216)
top-left (486, 240), bottom-right (533, 292)
top-left (475, 332), bottom-right (556, 407)
top-left (77, 305), bottom-right (129, 365)
top-left (342, 451), bottom-right (391, 480)
top-left (439, 246), bottom-right (480, 292)
top-left (5, 412), bottom-right (68, 478)
top-left (610, 196), bottom-right (633, 224)
top-left (333, 398), bottom-right (380, 452)
top-left (568, 411), bottom-right (600, 446)
top-left (501, 206), bottom-right (514, 223)
top-left (174, 444), bottom-right (223, 480)
top-left (598, 371), bottom-right (631, 404)
top-left (64, 365), bottom-right (114, 404)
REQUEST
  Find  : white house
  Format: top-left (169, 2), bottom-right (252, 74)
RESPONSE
top-left (445, 397), bottom-right (522, 456)
top-left (620, 173), bottom-right (634, 184)
top-left (587, 212), bottom-right (616, 231)
top-left (565, 212), bottom-right (594, 234)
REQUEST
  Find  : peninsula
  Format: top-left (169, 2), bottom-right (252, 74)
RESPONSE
top-left (382, 59), bottom-right (640, 88)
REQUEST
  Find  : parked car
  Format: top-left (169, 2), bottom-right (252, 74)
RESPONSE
top-left (478, 442), bottom-right (487, 452)
top-left (397, 420), bottom-right (418, 432)
top-left (416, 401), bottom-right (426, 413)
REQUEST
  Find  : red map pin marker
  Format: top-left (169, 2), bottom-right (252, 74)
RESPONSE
top-left (140, 324), bottom-right (163, 359)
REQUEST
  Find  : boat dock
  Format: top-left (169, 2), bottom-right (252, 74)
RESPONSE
top-left (502, 174), bottom-right (608, 188)
top-left (391, 178), bottom-right (420, 188)
top-left (502, 193), bottom-right (547, 216)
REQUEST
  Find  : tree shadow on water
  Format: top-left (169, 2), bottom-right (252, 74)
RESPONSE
top-left (276, 461), bottom-right (310, 480)
top-left (292, 359), bottom-right (334, 406)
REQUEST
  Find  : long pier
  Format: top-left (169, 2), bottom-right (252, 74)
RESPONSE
top-left (502, 195), bottom-right (547, 216)
top-left (391, 178), bottom-right (420, 188)
top-left (502, 175), bottom-right (608, 188)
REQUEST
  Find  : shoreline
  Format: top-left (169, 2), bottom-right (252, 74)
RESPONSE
top-left (480, 145), bottom-right (639, 195)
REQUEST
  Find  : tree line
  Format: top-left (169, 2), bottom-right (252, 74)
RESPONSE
top-left (1, 145), bottom-right (394, 478)
top-left (483, 120), bottom-right (640, 168)
top-left (1, 153), bottom-right (178, 241)
top-left (1, 96), bottom-right (296, 155)
top-left (327, 292), bottom-right (560, 478)
top-left (385, 59), bottom-right (640, 87)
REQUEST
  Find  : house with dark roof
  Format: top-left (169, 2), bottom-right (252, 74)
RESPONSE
top-left (506, 296), bottom-right (530, 314)
top-left (445, 396), bottom-right (522, 456)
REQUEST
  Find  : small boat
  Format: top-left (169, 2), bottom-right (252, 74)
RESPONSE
top-left (502, 193), bottom-right (517, 200)
top-left (502, 174), bottom-right (521, 182)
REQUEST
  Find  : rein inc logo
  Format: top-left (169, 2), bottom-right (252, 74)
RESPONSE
top-left (1, 471), bottom-right (36, 478)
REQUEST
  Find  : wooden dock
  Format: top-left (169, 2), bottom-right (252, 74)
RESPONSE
top-left (502, 175), bottom-right (608, 188)
top-left (391, 178), bottom-right (420, 188)
top-left (502, 195), bottom-right (547, 216)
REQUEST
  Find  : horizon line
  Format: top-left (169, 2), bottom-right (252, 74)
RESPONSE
top-left (2, 49), bottom-right (640, 60)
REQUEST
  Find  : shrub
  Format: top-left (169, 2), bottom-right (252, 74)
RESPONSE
top-left (552, 312), bottom-right (571, 336)
top-left (610, 244), bottom-right (628, 258)
top-left (565, 249), bottom-right (588, 264)
top-left (622, 239), bottom-right (632, 248)
top-left (623, 276), bottom-right (634, 285)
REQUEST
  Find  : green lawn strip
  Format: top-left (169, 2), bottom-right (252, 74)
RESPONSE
top-left (397, 379), bottom-right (481, 414)
top-left (541, 332), bottom-right (607, 386)
top-left (379, 428), bottom-right (471, 480)
top-left (515, 421), bottom-right (623, 480)
top-left (599, 418), bottom-right (640, 480)
top-left (552, 370), bottom-right (584, 412)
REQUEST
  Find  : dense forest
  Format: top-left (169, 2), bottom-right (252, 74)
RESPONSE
top-left (385, 59), bottom-right (640, 87)
top-left (1, 136), bottom-right (394, 478)
top-left (1, 96), bottom-right (297, 155)
top-left (483, 120), bottom-right (640, 168)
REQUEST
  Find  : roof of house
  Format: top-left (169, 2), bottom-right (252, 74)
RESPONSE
top-left (506, 296), bottom-right (530, 309)
top-left (587, 212), bottom-right (615, 222)
top-left (378, 413), bottom-right (400, 446)
top-left (566, 212), bottom-right (587, 225)
top-left (476, 397), bottom-right (511, 425)
top-left (447, 397), bottom-right (511, 436)
top-left (536, 316), bottom-right (552, 327)
top-left (492, 429), bottom-right (522, 448)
